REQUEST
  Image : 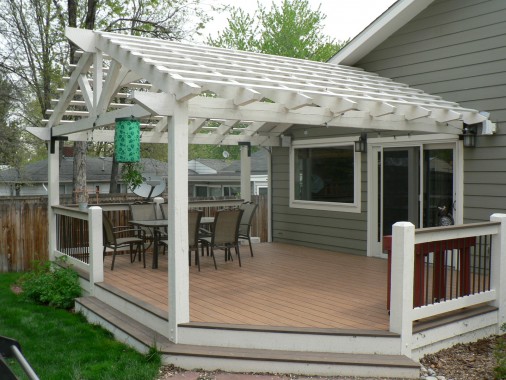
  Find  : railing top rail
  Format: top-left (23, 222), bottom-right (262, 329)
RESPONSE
top-left (52, 205), bottom-right (91, 220)
top-left (415, 221), bottom-right (500, 244)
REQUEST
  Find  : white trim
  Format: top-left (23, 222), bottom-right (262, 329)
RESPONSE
top-left (330, 0), bottom-right (435, 66)
top-left (289, 138), bottom-right (362, 213)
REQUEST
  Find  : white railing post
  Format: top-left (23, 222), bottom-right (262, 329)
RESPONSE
top-left (390, 221), bottom-right (415, 356)
top-left (153, 197), bottom-right (164, 219)
top-left (490, 213), bottom-right (506, 330)
top-left (88, 206), bottom-right (104, 294)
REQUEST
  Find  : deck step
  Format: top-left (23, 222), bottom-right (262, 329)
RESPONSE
top-left (75, 296), bottom-right (421, 379)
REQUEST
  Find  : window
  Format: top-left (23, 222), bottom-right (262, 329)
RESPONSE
top-left (290, 140), bottom-right (361, 212)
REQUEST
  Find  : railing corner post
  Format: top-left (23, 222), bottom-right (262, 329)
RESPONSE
top-left (390, 221), bottom-right (415, 357)
top-left (490, 213), bottom-right (506, 330)
top-left (88, 206), bottom-right (103, 295)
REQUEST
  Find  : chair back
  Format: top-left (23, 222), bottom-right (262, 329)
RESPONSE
top-left (130, 203), bottom-right (157, 220)
top-left (212, 209), bottom-right (243, 246)
top-left (130, 203), bottom-right (157, 236)
top-left (102, 215), bottom-right (115, 245)
top-left (188, 210), bottom-right (202, 249)
top-left (238, 202), bottom-right (258, 235)
top-left (160, 203), bottom-right (169, 220)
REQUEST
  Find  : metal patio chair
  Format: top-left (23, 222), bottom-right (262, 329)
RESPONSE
top-left (238, 201), bottom-right (258, 257)
top-left (103, 214), bottom-right (145, 270)
top-left (160, 210), bottom-right (203, 270)
top-left (199, 209), bottom-right (243, 269)
top-left (129, 203), bottom-right (157, 249)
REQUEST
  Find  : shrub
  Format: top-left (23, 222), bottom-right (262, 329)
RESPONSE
top-left (19, 257), bottom-right (82, 309)
top-left (494, 323), bottom-right (506, 379)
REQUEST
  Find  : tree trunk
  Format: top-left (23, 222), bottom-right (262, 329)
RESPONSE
top-left (110, 155), bottom-right (120, 193)
top-left (72, 141), bottom-right (88, 203)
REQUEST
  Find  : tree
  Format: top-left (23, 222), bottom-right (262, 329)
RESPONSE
top-left (208, 0), bottom-right (346, 62)
top-left (0, 0), bottom-right (212, 195)
top-left (0, 75), bottom-right (24, 168)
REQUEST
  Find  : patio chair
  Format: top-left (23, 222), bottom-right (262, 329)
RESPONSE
top-left (103, 214), bottom-right (145, 270)
top-left (129, 203), bottom-right (157, 249)
top-left (238, 202), bottom-right (258, 257)
top-left (160, 210), bottom-right (205, 271)
top-left (199, 209), bottom-right (243, 269)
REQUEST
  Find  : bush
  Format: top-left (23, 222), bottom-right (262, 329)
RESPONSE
top-left (494, 323), bottom-right (506, 379)
top-left (19, 257), bottom-right (82, 309)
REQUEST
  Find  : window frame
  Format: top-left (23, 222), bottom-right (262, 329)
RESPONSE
top-left (289, 137), bottom-right (362, 213)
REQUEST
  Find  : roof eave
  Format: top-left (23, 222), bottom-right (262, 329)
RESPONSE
top-left (330, 0), bottom-right (435, 66)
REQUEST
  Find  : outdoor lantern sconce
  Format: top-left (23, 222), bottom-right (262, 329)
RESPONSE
top-left (462, 126), bottom-right (477, 148)
top-left (114, 117), bottom-right (141, 162)
top-left (354, 133), bottom-right (367, 153)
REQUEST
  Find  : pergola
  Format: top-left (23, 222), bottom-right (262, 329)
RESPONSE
top-left (29, 27), bottom-right (488, 342)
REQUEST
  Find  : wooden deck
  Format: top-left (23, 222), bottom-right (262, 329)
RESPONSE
top-left (103, 243), bottom-right (390, 330)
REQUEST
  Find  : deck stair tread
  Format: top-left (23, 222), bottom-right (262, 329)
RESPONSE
top-left (76, 296), bottom-right (420, 370)
top-left (413, 305), bottom-right (498, 333)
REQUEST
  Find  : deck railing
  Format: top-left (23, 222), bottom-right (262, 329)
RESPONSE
top-left (389, 213), bottom-right (506, 356)
top-left (52, 206), bottom-right (103, 293)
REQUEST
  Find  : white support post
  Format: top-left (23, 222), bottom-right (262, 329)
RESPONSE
top-left (240, 145), bottom-right (251, 202)
top-left (48, 140), bottom-right (60, 261)
top-left (490, 213), bottom-right (506, 330)
top-left (267, 148), bottom-right (272, 242)
top-left (88, 206), bottom-right (104, 294)
top-left (389, 221), bottom-right (415, 357)
top-left (167, 100), bottom-right (190, 343)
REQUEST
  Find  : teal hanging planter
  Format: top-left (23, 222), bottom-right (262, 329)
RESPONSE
top-left (115, 118), bottom-right (140, 163)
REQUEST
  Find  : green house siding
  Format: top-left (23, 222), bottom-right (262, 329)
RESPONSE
top-left (355, 0), bottom-right (506, 223)
top-left (271, 146), bottom-right (368, 255)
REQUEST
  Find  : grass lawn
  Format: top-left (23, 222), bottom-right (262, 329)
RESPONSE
top-left (0, 272), bottom-right (161, 380)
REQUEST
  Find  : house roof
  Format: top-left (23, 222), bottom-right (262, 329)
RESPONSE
top-left (0, 157), bottom-right (168, 183)
top-left (220, 149), bottom-right (268, 175)
top-left (30, 27), bottom-right (490, 148)
top-left (188, 158), bottom-right (230, 174)
top-left (330, 0), bottom-right (435, 66)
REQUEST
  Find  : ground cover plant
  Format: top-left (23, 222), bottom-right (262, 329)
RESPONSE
top-left (0, 272), bottom-right (161, 380)
top-left (19, 258), bottom-right (82, 309)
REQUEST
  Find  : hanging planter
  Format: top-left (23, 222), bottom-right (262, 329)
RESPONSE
top-left (114, 117), bottom-right (140, 163)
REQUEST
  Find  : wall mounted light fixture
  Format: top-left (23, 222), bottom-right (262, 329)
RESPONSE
top-left (354, 133), bottom-right (367, 153)
top-left (462, 126), bottom-right (477, 148)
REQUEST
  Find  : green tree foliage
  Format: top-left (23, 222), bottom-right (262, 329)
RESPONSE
top-left (208, 0), bottom-right (347, 62)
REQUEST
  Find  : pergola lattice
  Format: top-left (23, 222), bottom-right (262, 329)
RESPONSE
top-left (30, 28), bottom-right (486, 146)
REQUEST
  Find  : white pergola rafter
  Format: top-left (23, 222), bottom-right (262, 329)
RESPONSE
top-left (37, 27), bottom-right (490, 146)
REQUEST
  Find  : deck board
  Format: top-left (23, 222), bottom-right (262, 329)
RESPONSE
top-left (103, 243), bottom-right (390, 330)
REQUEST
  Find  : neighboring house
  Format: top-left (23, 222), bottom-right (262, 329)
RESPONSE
top-left (0, 156), bottom-right (168, 197)
top-left (0, 152), bottom-right (268, 198)
top-left (189, 150), bottom-right (269, 197)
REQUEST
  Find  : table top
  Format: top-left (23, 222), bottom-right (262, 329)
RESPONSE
top-left (129, 219), bottom-right (167, 227)
top-left (129, 217), bottom-right (214, 227)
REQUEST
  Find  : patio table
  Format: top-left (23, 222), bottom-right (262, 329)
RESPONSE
top-left (129, 217), bottom-right (215, 269)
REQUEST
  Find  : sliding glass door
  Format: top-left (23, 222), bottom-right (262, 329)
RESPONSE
top-left (370, 142), bottom-right (456, 256)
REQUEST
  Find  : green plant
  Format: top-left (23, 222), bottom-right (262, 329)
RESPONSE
top-left (494, 323), bottom-right (506, 379)
top-left (19, 257), bottom-right (82, 310)
top-left (1, 273), bottom-right (160, 379)
top-left (121, 162), bottom-right (144, 191)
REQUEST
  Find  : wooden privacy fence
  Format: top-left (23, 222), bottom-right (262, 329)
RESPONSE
top-left (0, 194), bottom-right (268, 272)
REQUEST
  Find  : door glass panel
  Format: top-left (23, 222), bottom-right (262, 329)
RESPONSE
top-left (423, 149), bottom-right (454, 227)
top-left (382, 148), bottom-right (420, 236)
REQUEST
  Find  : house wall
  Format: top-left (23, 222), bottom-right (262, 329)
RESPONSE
top-left (353, 0), bottom-right (506, 223)
top-left (271, 142), bottom-right (368, 255)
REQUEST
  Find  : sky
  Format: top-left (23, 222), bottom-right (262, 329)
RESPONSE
top-left (201, 0), bottom-right (398, 43)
